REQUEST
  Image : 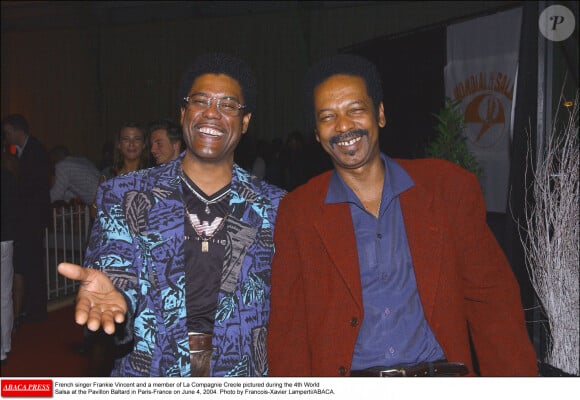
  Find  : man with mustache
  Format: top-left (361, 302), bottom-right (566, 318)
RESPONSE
top-left (58, 53), bottom-right (285, 377)
top-left (267, 54), bottom-right (537, 377)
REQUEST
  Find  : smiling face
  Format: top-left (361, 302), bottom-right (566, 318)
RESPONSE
top-left (180, 73), bottom-right (251, 166)
top-left (118, 126), bottom-right (145, 162)
top-left (313, 74), bottom-right (385, 172)
top-left (150, 128), bottom-right (180, 165)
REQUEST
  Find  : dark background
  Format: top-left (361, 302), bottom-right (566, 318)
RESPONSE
top-left (2, 1), bottom-right (529, 164)
top-left (345, 25), bottom-right (446, 159)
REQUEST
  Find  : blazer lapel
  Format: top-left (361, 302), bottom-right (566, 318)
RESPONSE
top-left (220, 166), bottom-right (259, 295)
top-left (314, 201), bottom-right (364, 311)
top-left (400, 185), bottom-right (442, 321)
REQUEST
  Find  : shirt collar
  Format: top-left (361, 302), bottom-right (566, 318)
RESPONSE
top-left (325, 153), bottom-right (414, 206)
top-left (16, 135), bottom-right (29, 158)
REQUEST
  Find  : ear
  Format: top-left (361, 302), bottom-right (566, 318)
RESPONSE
top-left (241, 113), bottom-right (252, 134)
top-left (314, 129), bottom-right (321, 143)
top-left (180, 107), bottom-right (186, 125)
top-left (378, 102), bottom-right (386, 128)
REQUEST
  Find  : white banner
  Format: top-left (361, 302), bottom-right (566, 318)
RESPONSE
top-left (445, 7), bottom-right (522, 213)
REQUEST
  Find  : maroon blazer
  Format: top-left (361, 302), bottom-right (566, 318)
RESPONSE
top-left (268, 158), bottom-right (538, 377)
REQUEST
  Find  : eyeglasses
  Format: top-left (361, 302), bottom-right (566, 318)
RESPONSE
top-left (183, 94), bottom-right (246, 117)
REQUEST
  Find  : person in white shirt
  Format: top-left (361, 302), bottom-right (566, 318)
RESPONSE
top-left (49, 146), bottom-right (100, 206)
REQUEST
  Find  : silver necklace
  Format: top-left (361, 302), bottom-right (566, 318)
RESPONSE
top-left (180, 171), bottom-right (231, 214)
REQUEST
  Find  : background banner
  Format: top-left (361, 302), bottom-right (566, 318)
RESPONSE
top-left (445, 7), bottom-right (522, 213)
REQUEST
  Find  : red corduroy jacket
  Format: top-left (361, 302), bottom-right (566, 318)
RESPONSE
top-left (268, 158), bottom-right (538, 377)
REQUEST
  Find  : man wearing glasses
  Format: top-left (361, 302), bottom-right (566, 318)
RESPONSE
top-left (59, 53), bottom-right (286, 377)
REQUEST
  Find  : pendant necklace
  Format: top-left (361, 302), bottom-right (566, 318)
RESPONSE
top-left (184, 205), bottom-right (228, 253)
top-left (180, 171), bottom-right (231, 214)
top-left (180, 171), bottom-right (230, 252)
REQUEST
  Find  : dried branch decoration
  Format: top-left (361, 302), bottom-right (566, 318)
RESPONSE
top-left (519, 90), bottom-right (579, 376)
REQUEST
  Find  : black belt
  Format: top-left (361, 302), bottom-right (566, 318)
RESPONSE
top-left (350, 361), bottom-right (468, 377)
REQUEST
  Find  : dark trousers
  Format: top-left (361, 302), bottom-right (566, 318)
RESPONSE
top-left (84, 330), bottom-right (115, 376)
top-left (13, 230), bottom-right (47, 321)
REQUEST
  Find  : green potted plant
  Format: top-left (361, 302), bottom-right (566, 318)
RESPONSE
top-left (426, 97), bottom-right (481, 177)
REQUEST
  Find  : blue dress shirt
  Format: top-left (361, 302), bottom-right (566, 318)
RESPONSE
top-left (325, 154), bottom-right (445, 369)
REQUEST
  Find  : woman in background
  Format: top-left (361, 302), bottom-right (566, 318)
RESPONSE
top-left (92, 122), bottom-right (149, 218)
top-left (100, 121), bottom-right (150, 180)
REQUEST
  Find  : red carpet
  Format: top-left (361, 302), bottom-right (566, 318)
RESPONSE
top-left (0, 305), bottom-right (89, 377)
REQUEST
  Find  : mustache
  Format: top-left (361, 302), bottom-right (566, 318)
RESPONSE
top-left (328, 129), bottom-right (369, 146)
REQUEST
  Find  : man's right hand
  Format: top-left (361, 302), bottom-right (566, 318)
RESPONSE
top-left (57, 262), bottom-right (128, 335)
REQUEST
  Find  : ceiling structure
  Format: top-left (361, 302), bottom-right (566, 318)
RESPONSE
top-left (1, 1), bottom-right (370, 32)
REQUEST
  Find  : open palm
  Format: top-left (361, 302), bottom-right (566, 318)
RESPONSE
top-left (58, 262), bottom-right (127, 334)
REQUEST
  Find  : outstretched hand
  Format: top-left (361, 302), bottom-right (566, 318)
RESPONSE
top-left (57, 262), bottom-right (127, 335)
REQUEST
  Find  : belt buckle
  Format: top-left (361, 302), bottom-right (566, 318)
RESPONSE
top-left (379, 368), bottom-right (406, 377)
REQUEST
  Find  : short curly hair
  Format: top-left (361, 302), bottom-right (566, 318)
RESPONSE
top-left (178, 53), bottom-right (257, 114)
top-left (303, 54), bottom-right (383, 132)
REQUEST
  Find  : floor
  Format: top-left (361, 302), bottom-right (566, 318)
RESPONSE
top-left (0, 301), bottom-right (90, 377)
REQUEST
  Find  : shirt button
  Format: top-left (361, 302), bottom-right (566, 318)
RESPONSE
top-left (350, 317), bottom-right (359, 327)
top-left (377, 233), bottom-right (383, 238)
top-left (384, 307), bottom-right (391, 316)
top-left (339, 366), bottom-right (347, 376)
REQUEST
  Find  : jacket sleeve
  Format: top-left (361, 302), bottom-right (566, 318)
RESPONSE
top-left (456, 170), bottom-right (538, 376)
top-left (83, 181), bottom-right (140, 340)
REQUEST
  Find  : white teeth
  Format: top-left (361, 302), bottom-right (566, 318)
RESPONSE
top-left (337, 136), bottom-right (362, 147)
top-left (198, 127), bottom-right (223, 137)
